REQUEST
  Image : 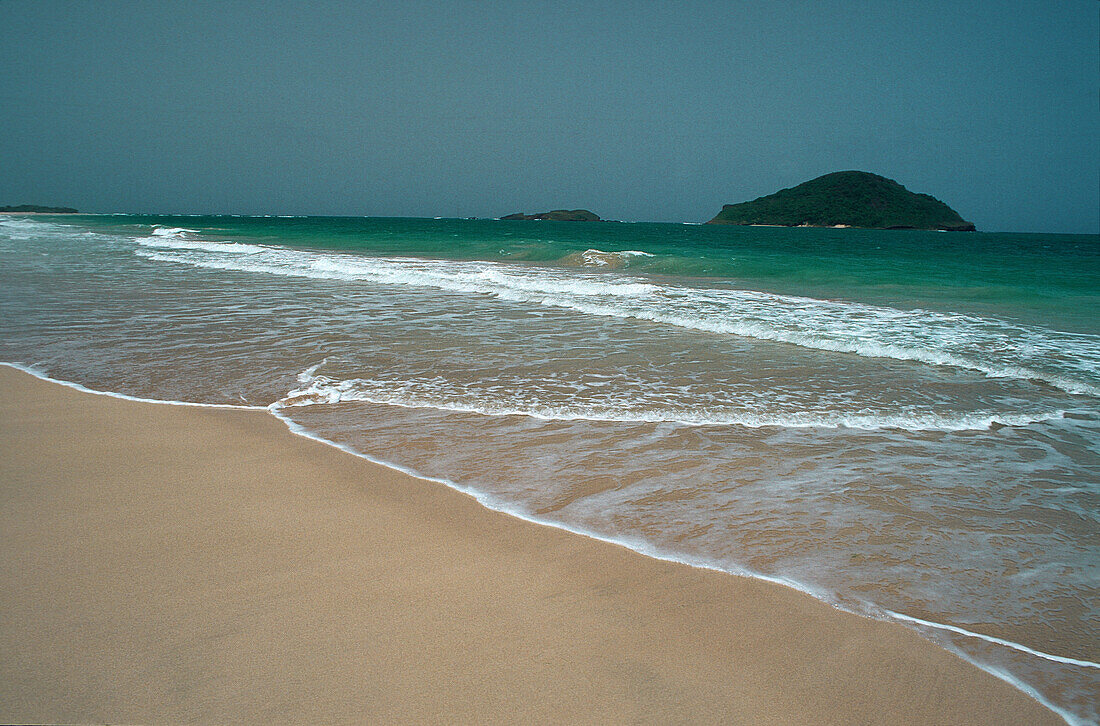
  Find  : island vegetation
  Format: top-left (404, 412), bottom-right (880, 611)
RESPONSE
top-left (0, 204), bottom-right (79, 213)
top-left (707, 171), bottom-right (975, 231)
top-left (501, 209), bottom-right (601, 222)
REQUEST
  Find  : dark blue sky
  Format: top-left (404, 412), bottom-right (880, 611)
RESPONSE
top-left (1, 1), bottom-right (1097, 232)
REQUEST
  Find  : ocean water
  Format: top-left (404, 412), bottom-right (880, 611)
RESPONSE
top-left (1, 214), bottom-right (1097, 722)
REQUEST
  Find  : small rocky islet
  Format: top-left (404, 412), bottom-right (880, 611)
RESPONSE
top-left (706, 171), bottom-right (975, 231)
top-left (500, 209), bottom-right (602, 222)
top-left (0, 204), bottom-right (78, 213)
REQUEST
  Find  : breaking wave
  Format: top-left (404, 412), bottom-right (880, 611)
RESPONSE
top-left (560, 248), bottom-right (655, 268)
top-left (138, 226), bottom-right (267, 254)
top-left (132, 229), bottom-right (1100, 398)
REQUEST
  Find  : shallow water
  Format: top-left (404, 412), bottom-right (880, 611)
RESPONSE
top-left (2, 214), bottom-right (1097, 722)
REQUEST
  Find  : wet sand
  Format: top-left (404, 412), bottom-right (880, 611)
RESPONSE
top-left (0, 366), bottom-right (1060, 724)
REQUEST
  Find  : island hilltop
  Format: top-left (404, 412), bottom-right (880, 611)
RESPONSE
top-left (501, 209), bottom-right (601, 222)
top-left (707, 171), bottom-right (975, 231)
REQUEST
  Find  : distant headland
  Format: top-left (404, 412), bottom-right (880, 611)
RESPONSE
top-left (501, 209), bottom-right (601, 222)
top-left (0, 205), bottom-right (79, 214)
top-left (707, 171), bottom-right (975, 231)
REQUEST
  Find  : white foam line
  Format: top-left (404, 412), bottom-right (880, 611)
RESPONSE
top-left (0, 362), bottom-right (264, 411)
top-left (266, 405), bottom-right (1080, 724)
top-left (265, 402), bottom-right (834, 599)
top-left (276, 387), bottom-right (1068, 432)
top-left (946, 650), bottom-right (1086, 726)
top-left (279, 365), bottom-right (1071, 432)
top-left (0, 360), bottom-right (1079, 724)
top-left (885, 609), bottom-right (1100, 669)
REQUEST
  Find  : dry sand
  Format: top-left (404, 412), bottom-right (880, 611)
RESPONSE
top-left (0, 366), bottom-right (1060, 724)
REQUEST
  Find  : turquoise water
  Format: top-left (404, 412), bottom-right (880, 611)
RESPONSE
top-left (80, 214), bottom-right (1100, 331)
top-left (1, 214), bottom-right (1097, 722)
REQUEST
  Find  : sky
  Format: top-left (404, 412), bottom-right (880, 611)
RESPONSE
top-left (1, 1), bottom-right (1097, 233)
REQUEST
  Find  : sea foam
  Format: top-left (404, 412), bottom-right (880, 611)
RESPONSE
top-left (275, 364), bottom-right (1069, 431)
top-left (131, 231), bottom-right (1100, 399)
top-left (139, 228), bottom-right (267, 254)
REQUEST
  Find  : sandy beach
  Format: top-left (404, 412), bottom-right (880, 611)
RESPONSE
top-left (0, 366), bottom-right (1061, 724)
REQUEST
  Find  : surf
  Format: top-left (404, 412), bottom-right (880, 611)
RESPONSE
top-left (276, 363), bottom-right (1071, 432)
top-left (132, 229), bottom-right (1100, 398)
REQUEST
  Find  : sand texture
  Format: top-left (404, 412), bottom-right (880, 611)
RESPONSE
top-left (0, 367), bottom-right (1060, 724)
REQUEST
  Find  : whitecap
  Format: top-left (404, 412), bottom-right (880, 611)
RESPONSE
top-left (129, 240), bottom-right (1100, 398)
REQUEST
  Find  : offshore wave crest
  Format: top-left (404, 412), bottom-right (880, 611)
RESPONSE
top-left (132, 231), bottom-right (1100, 398)
top-left (139, 227), bottom-right (268, 254)
top-left (560, 248), bottom-right (655, 268)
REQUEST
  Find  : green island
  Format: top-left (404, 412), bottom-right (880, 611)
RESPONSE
top-left (0, 204), bottom-right (79, 213)
top-left (706, 171), bottom-right (975, 231)
top-left (501, 209), bottom-right (601, 222)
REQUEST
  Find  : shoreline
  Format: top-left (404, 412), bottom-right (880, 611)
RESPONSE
top-left (0, 364), bottom-right (1066, 724)
top-left (8, 363), bottom-right (1092, 673)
